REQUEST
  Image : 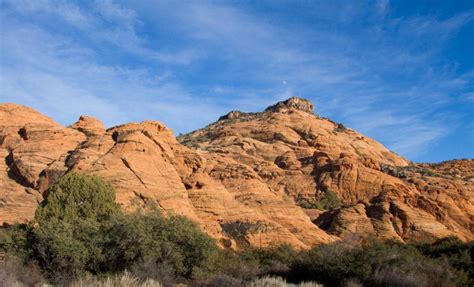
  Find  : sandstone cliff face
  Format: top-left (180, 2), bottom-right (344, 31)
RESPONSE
top-left (0, 102), bottom-right (335, 249)
top-left (1, 98), bottom-right (472, 248)
top-left (179, 97), bottom-right (473, 242)
top-left (0, 104), bottom-right (84, 223)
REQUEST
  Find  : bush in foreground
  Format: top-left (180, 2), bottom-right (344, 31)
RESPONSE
top-left (249, 276), bottom-right (322, 287)
top-left (73, 271), bottom-right (162, 287)
top-left (1, 172), bottom-right (472, 286)
top-left (35, 172), bottom-right (121, 224)
top-left (0, 255), bottom-right (45, 286)
top-left (103, 211), bottom-right (221, 279)
top-left (290, 239), bottom-right (465, 286)
top-left (1, 173), bottom-right (220, 284)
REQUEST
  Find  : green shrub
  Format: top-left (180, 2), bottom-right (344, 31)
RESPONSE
top-left (356, 240), bottom-right (460, 286)
top-left (211, 249), bottom-right (261, 282)
top-left (1, 172), bottom-right (472, 286)
top-left (104, 211), bottom-right (220, 279)
top-left (290, 239), bottom-right (464, 286)
top-left (31, 173), bottom-right (220, 281)
top-left (298, 189), bottom-right (341, 210)
top-left (291, 241), bottom-right (365, 285)
top-left (35, 172), bottom-right (120, 224)
top-left (316, 189), bottom-right (341, 210)
top-left (31, 219), bottom-right (92, 282)
top-left (412, 236), bottom-right (473, 284)
top-left (27, 173), bottom-right (121, 282)
top-left (238, 244), bottom-right (298, 275)
top-left (0, 223), bottom-right (31, 260)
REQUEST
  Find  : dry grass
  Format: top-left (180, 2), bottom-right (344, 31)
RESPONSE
top-left (71, 272), bottom-right (162, 287)
top-left (248, 276), bottom-right (323, 287)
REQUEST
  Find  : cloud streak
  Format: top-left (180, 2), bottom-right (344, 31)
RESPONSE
top-left (1, 0), bottom-right (472, 161)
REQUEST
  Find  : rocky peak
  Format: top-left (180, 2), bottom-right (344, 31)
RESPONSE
top-left (216, 97), bottom-right (314, 122)
top-left (70, 115), bottom-right (105, 136)
top-left (218, 111), bottom-right (245, 121)
top-left (265, 97), bottom-right (314, 114)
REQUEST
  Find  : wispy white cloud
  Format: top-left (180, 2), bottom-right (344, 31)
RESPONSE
top-left (2, 0), bottom-right (196, 65)
top-left (0, 1), bottom-right (226, 132)
top-left (172, 2), bottom-right (473, 158)
top-left (1, 0), bottom-right (472, 160)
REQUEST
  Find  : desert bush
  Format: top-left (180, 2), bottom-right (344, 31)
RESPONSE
top-left (372, 265), bottom-right (430, 287)
top-left (0, 255), bottom-right (45, 286)
top-left (31, 218), bottom-right (107, 283)
top-left (1, 172), bottom-right (472, 286)
top-left (0, 223), bottom-right (31, 260)
top-left (197, 274), bottom-right (244, 287)
top-left (28, 173), bottom-right (120, 283)
top-left (1, 173), bottom-right (221, 284)
top-left (194, 248), bottom-right (263, 286)
top-left (103, 211), bottom-right (221, 279)
top-left (35, 172), bottom-right (120, 224)
top-left (412, 236), bottom-right (473, 284)
top-left (218, 250), bottom-right (261, 279)
top-left (73, 271), bottom-right (162, 287)
top-left (291, 241), bottom-right (365, 285)
top-left (0, 173), bottom-right (121, 283)
top-left (248, 276), bottom-right (290, 287)
top-left (365, 241), bottom-right (461, 286)
top-left (290, 239), bottom-right (464, 286)
top-left (130, 258), bottom-right (176, 286)
top-left (238, 244), bottom-right (298, 275)
top-left (316, 189), bottom-right (341, 210)
top-left (248, 276), bottom-right (322, 287)
top-left (299, 189), bottom-right (341, 210)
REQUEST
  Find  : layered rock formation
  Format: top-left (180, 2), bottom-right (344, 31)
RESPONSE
top-left (1, 98), bottom-right (472, 248)
top-left (179, 97), bottom-right (473, 242)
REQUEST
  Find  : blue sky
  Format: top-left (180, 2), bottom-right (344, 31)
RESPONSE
top-left (0, 0), bottom-right (473, 162)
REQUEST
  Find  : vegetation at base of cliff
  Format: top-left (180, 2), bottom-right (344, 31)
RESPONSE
top-left (0, 173), bottom-right (220, 285)
top-left (35, 172), bottom-right (121, 223)
top-left (299, 189), bottom-right (342, 210)
top-left (1, 173), bottom-right (472, 286)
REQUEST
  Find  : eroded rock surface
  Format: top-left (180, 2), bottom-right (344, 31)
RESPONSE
top-left (179, 97), bottom-right (473, 242)
top-left (1, 99), bottom-right (472, 248)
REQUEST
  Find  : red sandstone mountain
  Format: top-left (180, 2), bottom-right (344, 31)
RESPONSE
top-left (1, 98), bottom-right (472, 248)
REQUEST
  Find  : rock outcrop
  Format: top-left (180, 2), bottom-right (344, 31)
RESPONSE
top-left (264, 97), bottom-right (314, 114)
top-left (179, 97), bottom-right (473, 242)
top-left (1, 99), bottom-right (472, 248)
